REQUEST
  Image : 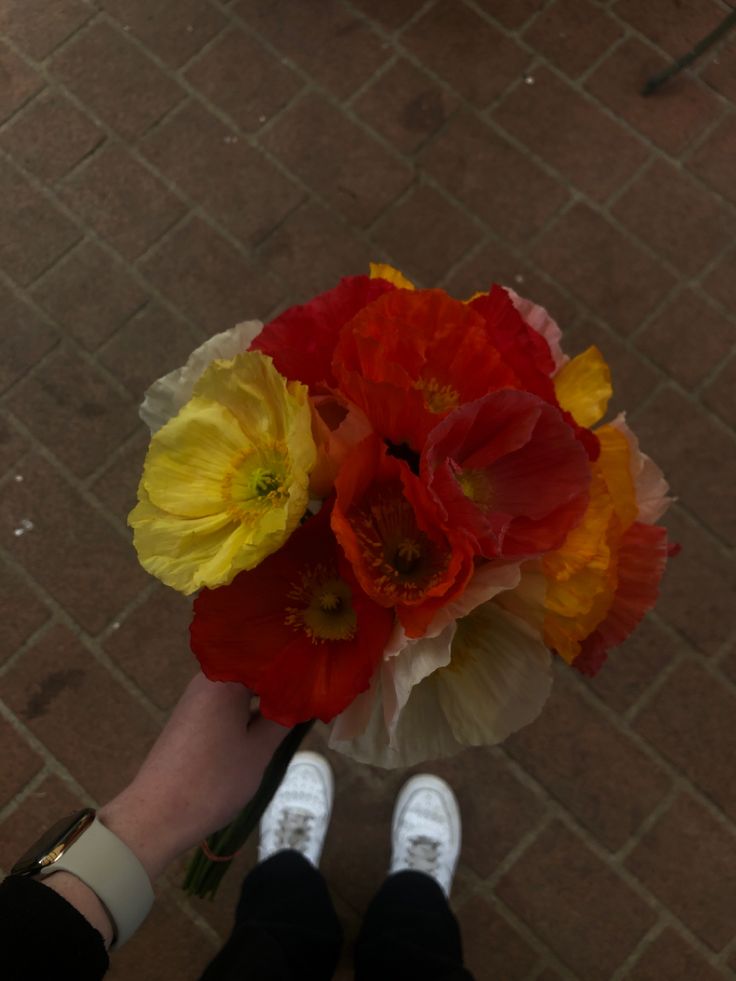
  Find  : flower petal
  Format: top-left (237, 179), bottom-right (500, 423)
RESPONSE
top-left (554, 346), bottom-right (612, 428)
top-left (139, 321), bottom-right (262, 432)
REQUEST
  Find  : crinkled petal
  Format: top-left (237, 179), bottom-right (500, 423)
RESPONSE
top-left (506, 288), bottom-right (568, 371)
top-left (369, 262), bottom-right (415, 290)
top-left (611, 414), bottom-right (673, 524)
top-left (139, 321), bottom-right (262, 432)
top-left (554, 346), bottom-right (612, 428)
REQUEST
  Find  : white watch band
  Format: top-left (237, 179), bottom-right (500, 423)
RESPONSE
top-left (39, 817), bottom-right (154, 948)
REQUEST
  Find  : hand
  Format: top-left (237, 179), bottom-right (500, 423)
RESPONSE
top-left (98, 674), bottom-right (288, 881)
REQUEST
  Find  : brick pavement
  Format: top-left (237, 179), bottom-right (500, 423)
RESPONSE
top-left (1, 1), bottom-right (735, 978)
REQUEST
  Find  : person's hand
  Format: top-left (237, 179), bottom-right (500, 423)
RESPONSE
top-left (97, 673), bottom-right (288, 881)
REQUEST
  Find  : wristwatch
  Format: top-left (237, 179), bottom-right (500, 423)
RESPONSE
top-left (10, 808), bottom-right (154, 948)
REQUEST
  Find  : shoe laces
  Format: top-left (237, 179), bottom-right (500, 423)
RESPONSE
top-left (406, 834), bottom-right (441, 876)
top-left (275, 808), bottom-right (313, 852)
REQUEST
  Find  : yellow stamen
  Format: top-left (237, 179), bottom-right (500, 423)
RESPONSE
top-left (415, 377), bottom-right (460, 414)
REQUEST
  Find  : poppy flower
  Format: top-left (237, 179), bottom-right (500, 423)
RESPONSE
top-left (331, 434), bottom-right (475, 638)
top-left (129, 352), bottom-right (315, 594)
top-left (422, 389), bottom-right (591, 558)
top-left (190, 501), bottom-right (393, 726)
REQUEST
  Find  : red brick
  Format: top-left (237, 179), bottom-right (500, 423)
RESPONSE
top-left (613, 0), bottom-right (728, 58)
top-left (0, 414), bottom-right (28, 474)
top-left (703, 354), bottom-right (736, 430)
top-left (0, 454), bottom-right (147, 634)
top-left (494, 68), bottom-right (649, 202)
top-left (634, 288), bottom-right (735, 389)
top-left (703, 246), bottom-right (736, 312)
top-left (635, 659), bottom-right (736, 822)
top-left (613, 159), bottom-right (736, 278)
top-left (91, 429), bottom-right (149, 526)
top-left (0, 717), bottom-right (43, 808)
top-left (0, 90), bottom-right (104, 184)
top-left (700, 33), bottom-right (736, 102)
top-left (473, 0), bottom-right (545, 29)
top-left (97, 0), bottom-right (226, 68)
top-left (49, 22), bottom-right (184, 139)
top-left (457, 896), bottom-right (537, 981)
top-left (421, 112), bottom-right (569, 245)
top-left (259, 200), bottom-right (373, 305)
top-left (353, 58), bottom-right (458, 155)
top-left (141, 102), bottom-right (303, 247)
top-left (263, 94), bottom-right (413, 228)
top-left (0, 279), bottom-right (58, 393)
top-left (102, 587), bottom-right (197, 711)
top-left (627, 793), bottom-right (736, 951)
top-left (0, 43), bottom-right (43, 123)
top-left (498, 822), bottom-right (656, 979)
top-left (523, 0), bottom-right (623, 78)
top-left (110, 892), bottom-right (214, 980)
top-left (32, 240), bottom-right (148, 351)
top-left (628, 927), bottom-right (724, 981)
top-left (9, 346), bottom-right (140, 478)
top-left (653, 507), bottom-right (736, 656)
top-left (0, 774), bottom-right (85, 871)
top-left (566, 320), bottom-right (659, 416)
top-left (634, 388), bottom-right (736, 545)
top-left (3, 624), bottom-right (159, 802)
top-left (0, 158), bottom-right (82, 285)
top-left (403, 1), bottom-right (530, 107)
top-left (60, 143), bottom-right (186, 260)
top-left (185, 26), bottom-right (302, 132)
top-left (349, 0), bottom-right (426, 29)
top-left (371, 184), bottom-right (482, 285)
top-left (508, 677), bottom-right (669, 849)
top-left (586, 615), bottom-right (683, 716)
top-left (444, 238), bottom-right (580, 329)
top-left (586, 37), bottom-right (722, 155)
top-left (0, 564), bottom-right (51, 665)
top-left (530, 203), bottom-right (675, 335)
top-left (234, 0), bottom-right (387, 98)
top-left (428, 749), bottom-right (547, 878)
top-left (687, 115), bottom-right (736, 207)
top-left (141, 217), bottom-right (283, 333)
top-left (99, 302), bottom-right (201, 399)
top-left (0, 0), bottom-right (91, 61)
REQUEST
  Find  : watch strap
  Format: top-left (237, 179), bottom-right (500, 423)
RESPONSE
top-left (39, 818), bottom-right (154, 948)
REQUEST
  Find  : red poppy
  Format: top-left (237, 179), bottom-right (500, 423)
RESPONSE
top-left (189, 501), bottom-right (393, 726)
top-left (332, 288), bottom-right (519, 449)
top-left (331, 434), bottom-right (475, 638)
top-left (251, 275), bottom-right (394, 389)
top-left (573, 522), bottom-right (670, 677)
top-left (422, 390), bottom-right (591, 558)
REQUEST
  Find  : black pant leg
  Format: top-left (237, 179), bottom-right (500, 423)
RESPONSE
top-left (199, 851), bottom-right (343, 981)
top-left (354, 871), bottom-right (474, 981)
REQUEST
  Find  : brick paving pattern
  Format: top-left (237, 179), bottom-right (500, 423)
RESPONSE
top-left (0, 2), bottom-right (735, 978)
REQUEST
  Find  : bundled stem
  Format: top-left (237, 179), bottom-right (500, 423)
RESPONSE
top-left (183, 719), bottom-right (315, 898)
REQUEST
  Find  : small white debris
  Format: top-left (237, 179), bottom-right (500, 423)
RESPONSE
top-left (123, 24), bottom-right (131, 31)
top-left (14, 474), bottom-right (23, 482)
top-left (514, 273), bottom-right (525, 284)
top-left (13, 517), bottom-right (35, 537)
top-left (186, 24), bottom-right (194, 32)
top-left (110, 621), bottom-right (121, 631)
top-left (524, 74), bottom-right (535, 86)
top-left (258, 115), bottom-right (267, 123)
top-left (223, 134), bottom-right (239, 144)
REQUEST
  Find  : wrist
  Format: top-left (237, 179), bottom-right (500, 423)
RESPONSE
top-left (98, 791), bottom-right (176, 883)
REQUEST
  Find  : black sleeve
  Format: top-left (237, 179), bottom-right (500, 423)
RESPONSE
top-left (1, 874), bottom-right (110, 981)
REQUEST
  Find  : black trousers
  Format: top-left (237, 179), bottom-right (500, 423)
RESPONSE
top-left (199, 850), bottom-right (474, 981)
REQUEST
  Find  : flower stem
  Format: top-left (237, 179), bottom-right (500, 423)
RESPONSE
top-left (182, 719), bottom-right (315, 898)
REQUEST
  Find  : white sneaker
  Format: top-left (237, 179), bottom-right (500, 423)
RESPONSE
top-left (389, 774), bottom-right (461, 896)
top-left (258, 751), bottom-right (334, 868)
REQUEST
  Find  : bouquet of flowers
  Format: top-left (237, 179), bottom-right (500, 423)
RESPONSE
top-left (130, 264), bottom-right (675, 896)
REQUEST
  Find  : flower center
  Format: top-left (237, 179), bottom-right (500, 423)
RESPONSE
top-left (351, 487), bottom-right (450, 604)
top-left (285, 565), bottom-right (357, 643)
top-left (457, 467), bottom-right (494, 512)
top-left (222, 442), bottom-right (289, 521)
top-left (415, 376), bottom-right (460, 414)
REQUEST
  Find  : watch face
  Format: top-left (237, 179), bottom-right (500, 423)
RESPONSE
top-left (11, 809), bottom-right (95, 877)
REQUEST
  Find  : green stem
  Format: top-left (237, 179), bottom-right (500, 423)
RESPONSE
top-left (182, 719), bottom-right (315, 898)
